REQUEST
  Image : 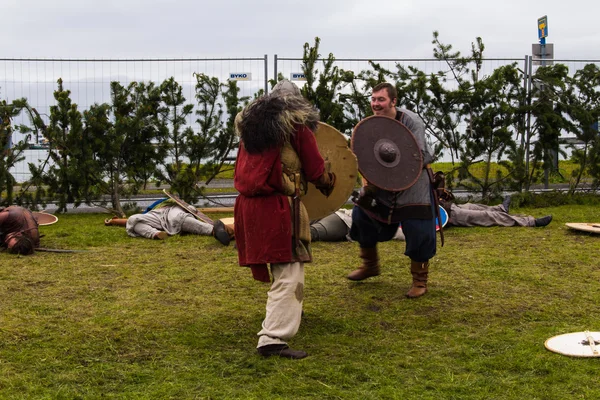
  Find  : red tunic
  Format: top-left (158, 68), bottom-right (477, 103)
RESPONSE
top-left (234, 125), bottom-right (325, 266)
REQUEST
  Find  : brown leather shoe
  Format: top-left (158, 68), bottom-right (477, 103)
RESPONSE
top-left (406, 260), bottom-right (429, 298)
top-left (347, 247), bottom-right (380, 281)
top-left (257, 344), bottom-right (308, 359)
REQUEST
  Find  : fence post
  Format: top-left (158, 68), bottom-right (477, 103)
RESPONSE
top-left (264, 54), bottom-right (268, 94)
top-left (525, 55), bottom-right (533, 192)
top-left (273, 54), bottom-right (278, 83)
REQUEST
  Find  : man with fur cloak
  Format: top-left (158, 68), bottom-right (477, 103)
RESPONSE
top-left (233, 80), bottom-right (335, 359)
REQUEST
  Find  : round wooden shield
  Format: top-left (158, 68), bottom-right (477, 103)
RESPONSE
top-left (545, 331), bottom-right (600, 357)
top-left (32, 212), bottom-right (58, 226)
top-left (302, 122), bottom-right (358, 221)
top-left (565, 223), bottom-right (600, 234)
top-left (351, 116), bottom-right (423, 191)
top-left (219, 217), bottom-right (235, 226)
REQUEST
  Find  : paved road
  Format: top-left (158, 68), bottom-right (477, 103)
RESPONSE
top-left (36, 180), bottom-right (588, 214)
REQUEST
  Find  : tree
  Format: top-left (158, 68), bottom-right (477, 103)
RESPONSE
top-left (206, 78), bottom-right (250, 183)
top-left (86, 81), bottom-right (164, 216)
top-left (155, 77), bottom-right (195, 195)
top-left (123, 81), bottom-right (165, 191)
top-left (175, 73), bottom-right (224, 203)
top-left (461, 64), bottom-right (524, 198)
top-left (27, 79), bottom-right (86, 212)
top-left (301, 37), bottom-right (353, 134)
top-left (527, 64), bottom-right (570, 189)
top-left (155, 75), bottom-right (249, 202)
top-left (0, 99), bottom-right (34, 206)
top-left (562, 64), bottom-right (600, 192)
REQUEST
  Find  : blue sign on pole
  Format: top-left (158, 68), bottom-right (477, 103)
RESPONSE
top-left (538, 15), bottom-right (548, 42)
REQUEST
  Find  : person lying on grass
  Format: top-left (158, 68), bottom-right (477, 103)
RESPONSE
top-left (104, 198), bottom-right (233, 246)
top-left (0, 206), bottom-right (40, 255)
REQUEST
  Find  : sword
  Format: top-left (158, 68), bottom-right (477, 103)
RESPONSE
top-left (162, 189), bottom-right (214, 225)
top-left (35, 248), bottom-right (89, 253)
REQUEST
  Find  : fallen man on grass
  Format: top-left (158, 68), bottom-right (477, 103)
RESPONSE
top-left (0, 206), bottom-right (40, 255)
top-left (104, 198), bottom-right (233, 246)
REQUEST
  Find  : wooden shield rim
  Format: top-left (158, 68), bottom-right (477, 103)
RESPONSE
top-left (33, 212), bottom-right (58, 226)
top-left (163, 189), bottom-right (214, 225)
top-left (303, 122), bottom-right (358, 221)
top-left (544, 331), bottom-right (600, 357)
top-left (351, 115), bottom-right (423, 191)
top-left (565, 223), bottom-right (600, 234)
top-left (219, 217), bottom-right (235, 226)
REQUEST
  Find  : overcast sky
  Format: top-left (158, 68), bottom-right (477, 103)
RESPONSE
top-left (2, 0), bottom-right (598, 60)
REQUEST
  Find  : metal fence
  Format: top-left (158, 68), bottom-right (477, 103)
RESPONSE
top-left (2, 56), bottom-right (269, 181)
top-left (274, 56), bottom-right (529, 88)
top-left (3, 55), bottom-right (600, 182)
top-left (274, 55), bottom-right (600, 85)
top-left (1, 56), bottom-right (269, 126)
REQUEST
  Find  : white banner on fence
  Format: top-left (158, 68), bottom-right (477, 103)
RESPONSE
top-left (229, 72), bottom-right (252, 81)
top-left (290, 72), bottom-right (307, 81)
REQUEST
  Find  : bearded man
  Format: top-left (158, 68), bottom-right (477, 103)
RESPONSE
top-left (347, 82), bottom-right (437, 298)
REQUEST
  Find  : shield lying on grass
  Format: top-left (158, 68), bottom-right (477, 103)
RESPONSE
top-left (219, 217), bottom-right (234, 226)
top-left (545, 331), bottom-right (600, 357)
top-left (565, 223), bottom-right (600, 234)
top-left (33, 212), bottom-right (58, 226)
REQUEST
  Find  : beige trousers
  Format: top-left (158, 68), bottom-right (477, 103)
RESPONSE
top-left (257, 262), bottom-right (305, 348)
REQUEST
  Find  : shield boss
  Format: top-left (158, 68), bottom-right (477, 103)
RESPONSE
top-left (351, 116), bottom-right (423, 191)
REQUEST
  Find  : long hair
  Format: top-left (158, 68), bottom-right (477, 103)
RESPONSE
top-left (5, 232), bottom-right (35, 255)
top-left (237, 94), bottom-right (320, 154)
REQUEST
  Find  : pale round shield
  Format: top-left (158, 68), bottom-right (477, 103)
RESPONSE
top-left (303, 122), bottom-right (358, 221)
top-left (351, 116), bottom-right (423, 191)
top-left (545, 331), bottom-right (600, 357)
top-left (219, 217), bottom-right (235, 226)
top-left (565, 223), bottom-right (600, 234)
top-left (33, 212), bottom-right (58, 226)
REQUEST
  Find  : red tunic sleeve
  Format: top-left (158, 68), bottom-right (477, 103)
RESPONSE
top-left (291, 125), bottom-right (325, 182)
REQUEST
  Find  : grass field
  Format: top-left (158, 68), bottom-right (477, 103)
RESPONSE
top-left (1, 204), bottom-right (599, 399)
top-left (213, 160), bottom-right (588, 185)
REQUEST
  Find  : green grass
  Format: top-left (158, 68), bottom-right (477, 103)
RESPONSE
top-left (1, 205), bottom-right (599, 399)
top-left (433, 160), bottom-right (587, 185)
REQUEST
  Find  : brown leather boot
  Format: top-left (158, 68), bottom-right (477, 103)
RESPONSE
top-left (347, 247), bottom-right (380, 281)
top-left (406, 260), bottom-right (429, 298)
